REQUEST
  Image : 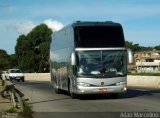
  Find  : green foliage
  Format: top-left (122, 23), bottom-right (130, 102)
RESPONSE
top-left (0, 49), bottom-right (18, 71)
top-left (125, 41), bottom-right (154, 52)
top-left (5, 107), bottom-right (17, 113)
top-left (0, 49), bottom-right (9, 70)
top-left (154, 45), bottom-right (160, 50)
top-left (19, 51), bottom-right (37, 72)
top-left (3, 102), bottom-right (33, 118)
top-left (20, 101), bottom-right (33, 118)
top-left (15, 35), bottom-right (28, 62)
top-left (128, 72), bottom-right (160, 76)
top-left (9, 54), bottom-right (18, 69)
top-left (15, 24), bottom-right (52, 73)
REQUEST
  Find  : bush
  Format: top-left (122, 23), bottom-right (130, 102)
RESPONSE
top-left (128, 72), bottom-right (160, 76)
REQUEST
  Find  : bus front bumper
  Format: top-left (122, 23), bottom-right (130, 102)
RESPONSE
top-left (76, 85), bottom-right (127, 95)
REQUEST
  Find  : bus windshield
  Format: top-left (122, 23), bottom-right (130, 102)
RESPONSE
top-left (76, 50), bottom-right (127, 78)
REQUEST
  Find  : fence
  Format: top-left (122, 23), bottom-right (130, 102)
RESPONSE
top-left (1, 79), bottom-right (24, 110)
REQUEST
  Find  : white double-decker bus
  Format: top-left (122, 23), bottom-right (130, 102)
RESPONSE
top-left (50, 21), bottom-right (133, 98)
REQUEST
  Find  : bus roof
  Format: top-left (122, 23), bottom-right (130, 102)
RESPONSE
top-left (71, 21), bottom-right (122, 27)
top-left (59, 21), bottom-right (122, 31)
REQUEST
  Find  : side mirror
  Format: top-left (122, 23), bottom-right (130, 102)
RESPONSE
top-left (127, 48), bottom-right (133, 64)
top-left (71, 52), bottom-right (76, 66)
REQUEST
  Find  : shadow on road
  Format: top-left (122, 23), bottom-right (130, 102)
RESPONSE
top-left (77, 87), bottom-right (160, 100)
top-left (29, 97), bottom-right (70, 105)
top-left (15, 81), bottom-right (160, 100)
top-left (120, 87), bottom-right (160, 99)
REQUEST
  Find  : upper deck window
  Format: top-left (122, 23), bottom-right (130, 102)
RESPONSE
top-left (75, 25), bottom-right (125, 48)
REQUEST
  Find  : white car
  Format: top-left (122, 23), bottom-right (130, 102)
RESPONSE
top-left (5, 69), bottom-right (25, 82)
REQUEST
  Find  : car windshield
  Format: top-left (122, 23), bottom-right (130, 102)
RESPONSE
top-left (10, 69), bottom-right (22, 73)
top-left (76, 50), bottom-right (127, 78)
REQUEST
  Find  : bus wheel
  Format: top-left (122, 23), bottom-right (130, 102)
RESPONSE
top-left (111, 93), bottom-right (119, 99)
top-left (55, 88), bottom-right (61, 94)
top-left (54, 83), bottom-right (61, 94)
top-left (68, 81), bottom-right (76, 99)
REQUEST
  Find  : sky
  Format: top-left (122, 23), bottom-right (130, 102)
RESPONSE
top-left (0, 0), bottom-right (160, 54)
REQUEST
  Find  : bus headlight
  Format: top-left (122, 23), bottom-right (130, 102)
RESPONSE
top-left (77, 82), bottom-right (90, 87)
top-left (116, 82), bottom-right (126, 86)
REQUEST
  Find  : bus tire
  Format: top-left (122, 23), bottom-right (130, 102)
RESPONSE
top-left (54, 82), bottom-right (61, 94)
top-left (53, 75), bottom-right (61, 94)
top-left (55, 88), bottom-right (61, 94)
top-left (68, 81), bottom-right (76, 99)
top-left (111, 93), bottom-right (119, 99)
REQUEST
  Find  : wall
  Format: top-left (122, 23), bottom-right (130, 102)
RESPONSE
top-left (24, 73), bottom-right (160, 88)
top-left (127, 75), bottom-right (160, 88)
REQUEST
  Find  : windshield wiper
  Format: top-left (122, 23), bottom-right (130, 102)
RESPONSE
top-left (89, 73), bottom-right (102, 78)
top-left (78, 73), bottom-right (101, 78)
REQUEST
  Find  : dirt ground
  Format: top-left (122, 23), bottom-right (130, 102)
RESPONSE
top-left (0, 80), bottom-right (12, 112)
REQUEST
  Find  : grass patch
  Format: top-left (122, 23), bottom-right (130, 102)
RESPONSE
top-left (0, 80), bottom-right (5, 92)
top-left (20, 101), bottom-right (33, 118)
top-left (0, 80), bottom-right (33, 117)
top-left (5, 107), bottom-right (17, 113)
top-left (0, 86), bottom-right (4, 91)
top-left (3, 101), bottom-right (33, 118)
top-left (0, 79), bottom-right (5, 85)
top-left (128, 72), bottom-right (160, 76)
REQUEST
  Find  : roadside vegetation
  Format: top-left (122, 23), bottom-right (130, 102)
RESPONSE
top-left (0, 80), bottom-right (33, 117)
top-left (125, 41), bottom-right (160, 52)
top-left (0, 80), bottom-right (4, 92)
top-left (0, 49), bottom-right (17, 71)
top-left (0, 24), bottom-right (52, 73)
top-left (20, 101), bottom-right (33, 117)
top-left (15, 24), bottom-right (52, 73)
top-left (128, 72), bottom-right (160, 76)
top-left (2, 101), bottom-right (33, 118)
top-left (1, 23), bottom-right (160, 73)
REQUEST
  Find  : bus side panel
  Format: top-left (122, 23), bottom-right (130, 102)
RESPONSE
top-left (50, 27), bottom-right (75, 91)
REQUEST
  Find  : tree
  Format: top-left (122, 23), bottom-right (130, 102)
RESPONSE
top-left (9, 54), bottom-right (18, 68)
top-left (125, 41), bottom-right (133, 49)
top-left (15, 24), bottom-right (52, 72)
top-left (19, 50), bottom-right (37, 72)
top-left (38, 42), bottom-right (50, 72)
top-left (125, 41), bottom-right (154, 52)
top-left (125, 41), bottom-right (140, 51)
top-left (15, 35), bottom-right (28, 63)
top-left (0, 49), bottom-right (10, 71)
top-left (0, 49), bottom-right (18, 71)
top-left (154, 45), bottom-right (160, 50)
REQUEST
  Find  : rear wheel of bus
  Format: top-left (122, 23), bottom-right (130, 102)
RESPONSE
top-left (54, 78), bottom-right (61, 94)
top-left (68, 81), bottom-right (76, 99)
top-left (55, 88), bottom-right (61, 94)
top-left (111, 93), bottom-right (119, 99)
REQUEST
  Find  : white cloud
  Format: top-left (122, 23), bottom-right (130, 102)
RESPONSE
top-left (11, 21), bottom-right (36, 35)
top-left (10, 19), bottom-right (64, 35)
top-left (44, 19), bottom-right (64, 31)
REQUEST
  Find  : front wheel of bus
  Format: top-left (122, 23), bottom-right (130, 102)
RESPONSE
top-left (111, 93), bottom-right (119, 99)
top-left (68, 81), bottom-right (76, 99)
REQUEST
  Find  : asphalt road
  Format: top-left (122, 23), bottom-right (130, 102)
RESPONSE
top-left (14, 80), bottom-right (160, 118)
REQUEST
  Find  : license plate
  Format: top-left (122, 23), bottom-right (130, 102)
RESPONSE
top-left (16, 77), bottom-right (20, 79)
top-left (99, 88), bottom-right (107, 92)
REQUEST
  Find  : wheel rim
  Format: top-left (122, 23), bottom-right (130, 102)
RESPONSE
top-left (69, 82), bottom-right (71, 94)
